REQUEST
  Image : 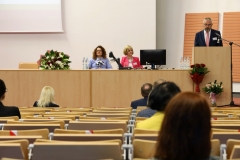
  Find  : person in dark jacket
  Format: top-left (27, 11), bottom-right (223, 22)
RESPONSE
top-left (131, 83), bottom-right (153, 109)
top-left (0, 79), bottom-right (21, 118)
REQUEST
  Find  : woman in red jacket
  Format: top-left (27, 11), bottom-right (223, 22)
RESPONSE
top-left (120, 45), bottom-right (142, 68)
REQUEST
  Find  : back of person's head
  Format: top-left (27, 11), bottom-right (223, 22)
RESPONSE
top-left (141, 83), bottom-right (153, 97)
top-left (153, 79), bottom-right (166, 88)
top-left (0, 79), bottom-right (6, 100)
top-left (155, 92), bottom-right (211, 160)
top-left (37, 86), bottom-right (55, 107)
top-left (148, 82), bottom-right (180, 111)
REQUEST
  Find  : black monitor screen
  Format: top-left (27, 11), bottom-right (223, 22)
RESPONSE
top-left (140, 49), bottom-right (166, 66)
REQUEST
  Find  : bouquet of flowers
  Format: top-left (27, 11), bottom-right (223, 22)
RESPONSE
top-left (40, 50), bottom-right (71, 70)
top-left (189, 63), bottom-right (210, 93)
top-left (202, 80), bottom-right (223, 107)
top-left (189, 63), bottom-right (209, 75)
top-left (202, 80), bottom-right (223, 94)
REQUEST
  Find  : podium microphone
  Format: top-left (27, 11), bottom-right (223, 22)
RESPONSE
top-left (215, 33), bottom-right (221, 43)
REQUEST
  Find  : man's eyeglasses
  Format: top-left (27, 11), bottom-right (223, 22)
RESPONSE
top-left (204, 23), bottom-right (212, 26)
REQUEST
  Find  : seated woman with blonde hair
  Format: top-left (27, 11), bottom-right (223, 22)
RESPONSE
top-left (120, 45), bottom-right (142, 68)
top-left (33, 86), bottom-right (59, 107)
top-left (151, 92), bottom-right (219, 160)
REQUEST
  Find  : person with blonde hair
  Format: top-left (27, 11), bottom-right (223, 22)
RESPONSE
top-left (33, 86), bottom-right (59, 107)
top-left (120, 45), bottom-right (142, 68)
top-left (151, 92), bottom-right (218, 160)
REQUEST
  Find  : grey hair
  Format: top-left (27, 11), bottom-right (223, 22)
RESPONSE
top-left (203, 17), bottom-right (212, 24)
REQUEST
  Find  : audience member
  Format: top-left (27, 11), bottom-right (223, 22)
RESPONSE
top-left (88, 45), bottom-right (112, 69)
top-left (0, 79), bottom-right (21, 118)
top-left (136, 82), bottom-right (180, 130)
top-left (137, 79), bottom-right (166, 118)
top-left (131, 83), bottom-right (153, 109)
top-left (120, 45), bottom-right (142, 68)
top-left (33, 86), bottom-right (59, 107)
top-left (151, 92), bottom-right (218, 160)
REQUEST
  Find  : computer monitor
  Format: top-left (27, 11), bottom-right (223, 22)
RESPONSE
top-left (140, 49), bottom-right (166, 69)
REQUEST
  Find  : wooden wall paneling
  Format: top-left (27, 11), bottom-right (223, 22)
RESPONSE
top-left (0, 70), bottom-right (91, 107)
top-left (222, 12), bottom-right (240, 82)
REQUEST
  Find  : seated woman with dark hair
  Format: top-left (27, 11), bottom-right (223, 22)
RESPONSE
top-left (88, 45), bottom-right (112, 69)
top-left (136, 82), bottom-right (181, 130)
top-left (33, 86), bottom-right (59, 107)
top-left (0, 79), bottom-right (21, 118)
top-left (151, 92), bottom-right (219, 160)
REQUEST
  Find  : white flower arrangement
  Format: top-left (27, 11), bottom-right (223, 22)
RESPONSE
top-left (40, 50), bottom-right (71, 70)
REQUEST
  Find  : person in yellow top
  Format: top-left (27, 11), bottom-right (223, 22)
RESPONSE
top-left (136, 82), bottom-right (181, 130)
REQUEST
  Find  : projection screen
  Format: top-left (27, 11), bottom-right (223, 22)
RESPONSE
top-left (0, 0), bottom-right (63, 32)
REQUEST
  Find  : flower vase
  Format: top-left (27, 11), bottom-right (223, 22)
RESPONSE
top-left (190, 73), bottom-right (205, 93)
top-left (209, 92), bottom-right (217, 107)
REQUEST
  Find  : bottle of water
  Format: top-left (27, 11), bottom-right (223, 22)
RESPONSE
top-left (82, 57), bottom-right (85, 70)
top-left (180, 57), bottom-right (183, 69)
top-left (186, 57), bottom-right (190, 68)
top-left (85, 57), bottom-right (88, 69)
top-left (183, 57), bottom-right (187, 69)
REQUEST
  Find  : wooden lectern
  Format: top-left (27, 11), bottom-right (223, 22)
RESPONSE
top-left (192, 47), bottom-right (231, 106)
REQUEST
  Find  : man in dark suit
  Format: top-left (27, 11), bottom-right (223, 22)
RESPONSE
top-left (194, 17), bottom-right (223, 46)
top-left (130, 83), bottom-right (153, 109)
top-left (0, 79), bottom-right (21, 118)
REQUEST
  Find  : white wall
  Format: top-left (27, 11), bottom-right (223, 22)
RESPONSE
top-left (0, 0), bottom-right (156, 69)
top-left (156, 0), bottom-right (240, 92)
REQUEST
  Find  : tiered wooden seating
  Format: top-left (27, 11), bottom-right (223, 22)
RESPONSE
top-left (31, 140), bottom-right (123, 160)
top-left (93, 107), bottom-right (131, 111)
top-left (212, 124), bottom-right (240, 130)
top-left (52, 134), bottom-right (123, 142)
top-left (68, 121), bottom-right (128, 132)
top-left (1, 124), bottom-right (60, 132)
top-left (212, 128), bottom-right (240, 132)
top-left (52, 108), bottom-right (92, 112)
top-left (79, 116), bottom-right (130, 121)
top-left (133, 139), bottom-right (156, 159)
top-left (227, 139), bottom-right (240, 159)
top-left (20, 119), bottom-right (72, 125)
top-left (0, 129), bottom-right (49, 140)
top-left (0, 139), bottom-right (28, 160)
top-left (7, 120), bottom-right (65, 129)
top-left (132, 129), bottom-right (158, 141)
top-left (26, 115), bottom-right (76, 120)
top-left (136, 106), bottom-right (148, 111)
top-left (86, 113), bottom-right (130, 118)
top-left (211, 139), bottom-right (220, 156)
top-left (54, 128), bottom-right (124, 134)
top-left (0, 116), bottom-right (19, 123)
top-left (230, 145), bottom-right (240, 159)
top-left (43, 112), bottom-right (87, 116)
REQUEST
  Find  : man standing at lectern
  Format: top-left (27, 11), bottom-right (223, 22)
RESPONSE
top-left (194, 17), bottom-right (223, 46)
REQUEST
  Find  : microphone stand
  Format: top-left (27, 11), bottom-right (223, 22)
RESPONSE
top-left (219, 36), bottom-right (240, 106)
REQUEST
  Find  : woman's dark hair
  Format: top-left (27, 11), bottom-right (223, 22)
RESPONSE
top-left (0, 79), bottom-right (6, 98)
top-left (154, 92), bottom-right (211, 160)
top-left (148, 82), bottom-right (181, 111)
top-left (92, 45), bottom-right (107, 60)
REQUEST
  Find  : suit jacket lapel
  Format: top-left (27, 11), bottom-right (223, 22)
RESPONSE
top-left (201, 30), bottom-right (206, 46)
